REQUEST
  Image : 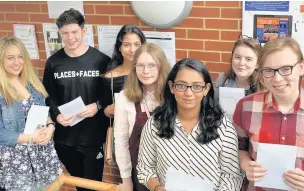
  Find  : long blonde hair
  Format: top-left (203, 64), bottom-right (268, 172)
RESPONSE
top-left (124, 43), bottom-right (171, 103)
top-left (0, 36), bottom-right (48, 105)
top-left (257, 37), bottom-right (304, 91)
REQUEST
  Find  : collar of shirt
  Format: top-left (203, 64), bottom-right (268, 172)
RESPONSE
top-left (262, 89), bottom-right (304, 112)
top-left (175, 117), bottom-right (200, 136)
top-left (224, 78), bottom-right (250, 90)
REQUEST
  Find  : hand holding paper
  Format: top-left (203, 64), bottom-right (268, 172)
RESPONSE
top-left (245, 161), bottom-right (267, 182)
top-left (56, 114), bottom-right (75, 127)
top-left (284, 168), bottom-right (304, 191)
top-left (77, 102), bottom-right (98, 118)
top-left (255, 143), bottom-right (297, 190)
top-left (34, 126), bottom-right (55, 145)
top-left (23, 105), bottom-right (49, 134)
top-left (58, 97), bottom-right (86, 126)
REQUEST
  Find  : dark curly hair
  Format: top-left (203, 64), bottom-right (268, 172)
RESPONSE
top-left (153, 58), bottom-right (224, 144)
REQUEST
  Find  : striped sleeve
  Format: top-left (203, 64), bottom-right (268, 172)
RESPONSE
top-left (136, 117), bottom-right (158, 187)
top-left (218, 116), bottom-right (245, 191)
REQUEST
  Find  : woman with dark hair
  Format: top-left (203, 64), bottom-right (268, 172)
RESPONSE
top-left (214, 36), bottom-right (261, 102)
top-left (137, 58), bottom-right (244, 191)
top-left (101, 24), bottom-right (146, 119)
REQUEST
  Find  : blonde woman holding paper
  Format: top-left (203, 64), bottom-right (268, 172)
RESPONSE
top-left (0, 36), bottom-right (61, 191)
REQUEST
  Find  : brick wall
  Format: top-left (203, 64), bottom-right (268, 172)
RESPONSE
top-left (0, 1), bottom-right (242, 190)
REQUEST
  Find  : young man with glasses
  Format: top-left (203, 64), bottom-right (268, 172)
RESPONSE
top-left (234, 37), bottom-right (304, 191)
top-left (42, 9), bottom-right (110, 191)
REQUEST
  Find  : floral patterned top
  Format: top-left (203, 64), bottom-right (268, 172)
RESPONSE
top-left (0, 96), bottom-right (62, 191)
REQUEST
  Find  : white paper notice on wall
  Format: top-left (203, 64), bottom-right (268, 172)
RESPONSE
top-left (97, 25), bottom-right (176, 66)
top-left (13, 24), bottom-right (39, 59)
top-left (47, 1), bottom-right (84, 18)
top-left (83, 25), bottom-right (94, 47)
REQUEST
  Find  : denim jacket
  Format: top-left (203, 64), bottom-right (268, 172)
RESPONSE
top-left (0, 84), bottom-right (45, 147)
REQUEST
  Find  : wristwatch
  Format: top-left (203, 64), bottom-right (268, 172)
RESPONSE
top-left (47, 122), bottom-right (56, 129)
top-left (96, 101), bottom-right (102, 111)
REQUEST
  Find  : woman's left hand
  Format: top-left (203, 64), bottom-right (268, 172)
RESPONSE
top-left (284, 168), bottom-right (304, 191)
top-left (35, 126), bottom-right (54, 145)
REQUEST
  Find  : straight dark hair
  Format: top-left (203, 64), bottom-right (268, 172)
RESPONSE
top-left (106, 24), bottom-right (146, 72)
top-left (153, 58), bottom-right (224, 144)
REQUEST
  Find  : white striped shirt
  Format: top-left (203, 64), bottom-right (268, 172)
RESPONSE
top-left (137, 115), bottom-right (244, 191)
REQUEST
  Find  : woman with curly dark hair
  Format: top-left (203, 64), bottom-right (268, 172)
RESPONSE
top-left (137, 58), bottom-right (244, 191)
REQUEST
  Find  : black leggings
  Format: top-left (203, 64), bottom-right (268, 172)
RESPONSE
top-left (0, 187), bottom-right (5, 191)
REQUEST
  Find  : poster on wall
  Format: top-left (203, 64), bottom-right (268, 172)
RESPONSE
top-left (245, 1), bottom-right (289, 12)
top-left (43, 23), bottom-right (94, 58)
top-left (97, 25), bottom-right (176, 66)
top-left (253, 15), bottom-right (293, 43)
top-left (43, 23), bottom-right (63, 59)
top-left (47, 1), bottom-right (84, 18)
top-left (242, 1), bottom-right (304, 54)
top-left (13, 24), bottom-right (39, 59)
top-left (83, 25), bottom-right (94, 48)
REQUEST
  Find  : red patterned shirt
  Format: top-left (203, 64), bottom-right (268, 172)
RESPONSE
top-left (233, 89), bottom-right (304, 191)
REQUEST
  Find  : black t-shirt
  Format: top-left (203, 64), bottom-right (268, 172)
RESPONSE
top-left (43, 46), bottom-right (111, 147)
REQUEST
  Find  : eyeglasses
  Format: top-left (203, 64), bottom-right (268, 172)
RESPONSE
top-left (173, 83), bottom-right (206, 93)
top-left (135, 63), bottom-right (158, 71)
top-left (260, 62), bottom-right (298, 78)
top-left (238, 35), bottom-right (261, 46)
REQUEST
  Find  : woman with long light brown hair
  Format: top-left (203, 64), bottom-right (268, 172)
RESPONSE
top-left (114, 43), bottom-right (171, 191)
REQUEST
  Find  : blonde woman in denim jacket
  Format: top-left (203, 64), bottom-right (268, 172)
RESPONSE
top-left (0, 36), bottom-right (62, 191)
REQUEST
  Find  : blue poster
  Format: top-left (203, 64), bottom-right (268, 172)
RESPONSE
top-left (245, 1), bottom-right (289, 12)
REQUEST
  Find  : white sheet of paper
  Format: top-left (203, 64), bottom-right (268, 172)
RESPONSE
top-left (97, 25), bottom-right (176, 66)
top-left (219, 87), bottom-right (245, 120)
top-left (255, 143), bottom-right (297, 190)
top-left (165, 167), bottom-right (214, 191)
top-left (58, 97), bottom-right (86, 126)
top-left (24, 105), bottom-right (49, 134)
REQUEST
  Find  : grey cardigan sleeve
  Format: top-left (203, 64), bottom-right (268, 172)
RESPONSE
top-left (213, 72), bottom-right (225, 103)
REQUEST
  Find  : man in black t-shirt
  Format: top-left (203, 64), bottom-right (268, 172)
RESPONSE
top-left (42, 9), bottom-right (110, 191)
